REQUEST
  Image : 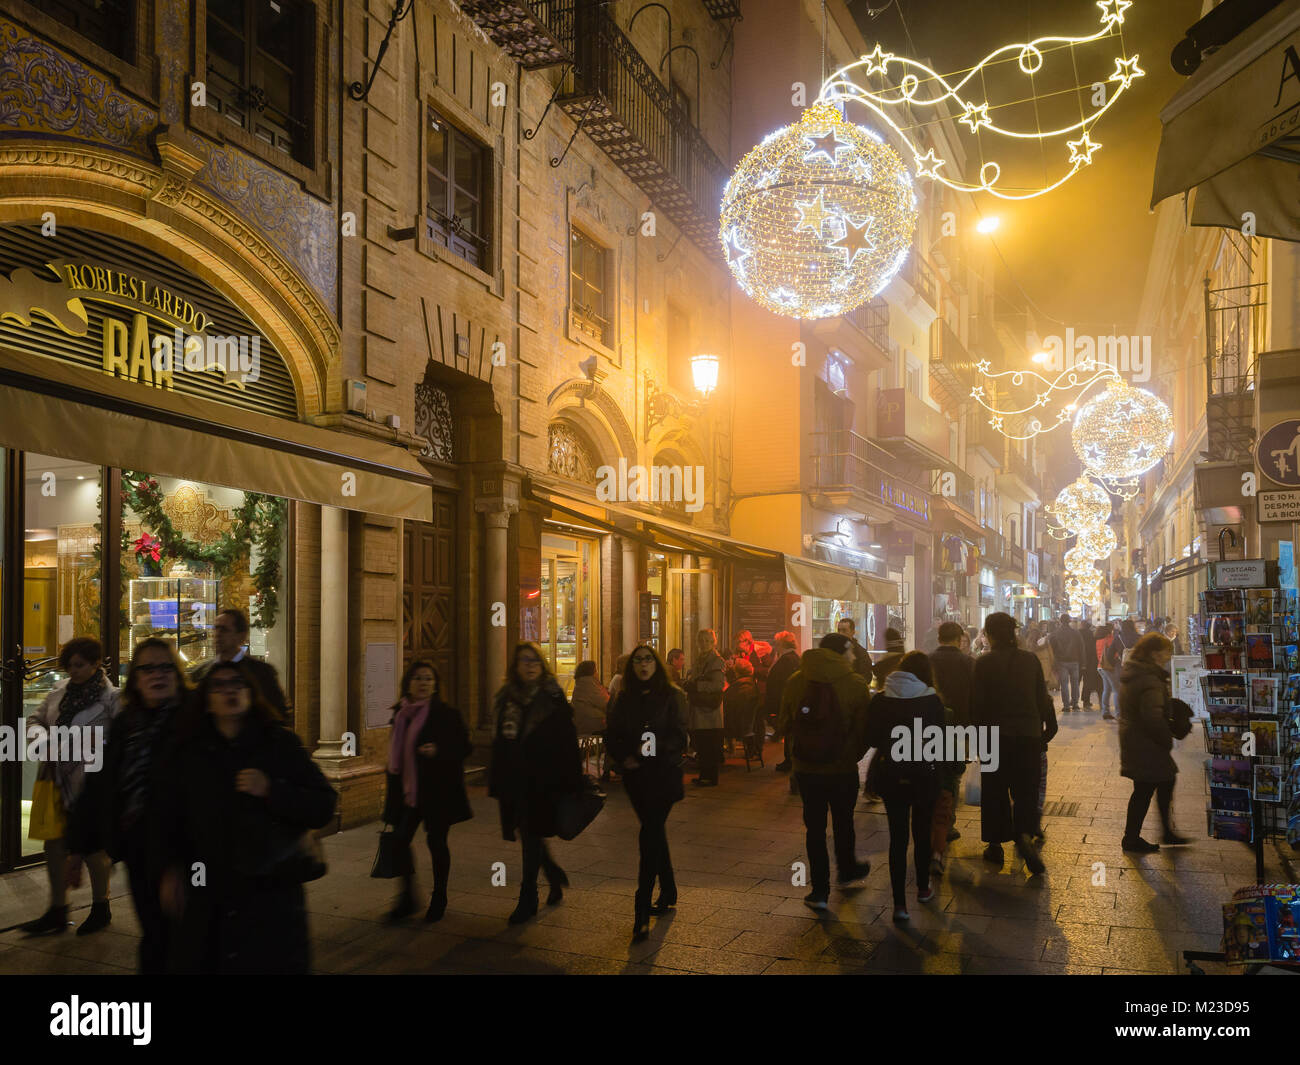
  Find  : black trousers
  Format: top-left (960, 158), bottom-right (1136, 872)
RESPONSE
top-left (795, 771), bottom-right (859, 896)
top-left (122, 833), bottom-right (167, 975)
top-left (980, 736), bottom-right (1043, 844)
top-left (1125, 779), bottom-right (1175, 840)
top-left (627, 791), bottom-right (676, 911)
top-left (883, 794), bottom-right (935, 907)
top-left (519, 832), bottom-right (563, 894)
top-left (392, 806), bottom-right (451, 897)
top-left (1080, 666), bottom-right (1102, 705)
top-left (694, 728), bottom-right (723, 783)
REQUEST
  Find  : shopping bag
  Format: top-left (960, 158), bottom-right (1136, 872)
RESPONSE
top-left (555, 775), bottom-right (606, 841)
top-left (369, 826), bottom-right (414, 879)
top-left (963, 764), bottom-right (982, 806)
top-left (28, 779), bottom-right (66, 841)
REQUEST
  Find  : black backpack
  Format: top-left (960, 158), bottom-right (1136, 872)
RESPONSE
top-left (792, 680), bottom-right (847, 764)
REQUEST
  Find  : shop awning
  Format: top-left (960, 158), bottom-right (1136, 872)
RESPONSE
top-left (0, 347), bottom-right (433, 521)
top-left (1151, 2), bottom-right (1300, 242)
top-left (783, 556), bottom-right (899, 605)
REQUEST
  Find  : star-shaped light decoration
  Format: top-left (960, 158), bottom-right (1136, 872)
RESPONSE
top-left (862, 43), bottom-right (894, 75)
top-left (1036, 392), bottom-right (1051, 407)
top-left (990, 416), bottom-right (1004, 431)
top-left (971, 385), bottom-right (986, 400)
top-left (794, 190), bottom-right (834, 236)
top-left (831, 213), bottom-right (877, 265)
top-left (1097, 0), bottom-right (1132, 29)
top-left (804, 127), bottom-right (849, 162)
top-left (975, 359), bottom-right (991, 374)
top-left (1067, 133), bottom-right (1101, 166)
top-left (959, 101), bottom-right (992, 133)
top-left (723, 227), bottom-right (751, 275)
top-left (914, 148), bottom-right (946, 179)
top-left (1109, 54), bottom-right (1144, 91)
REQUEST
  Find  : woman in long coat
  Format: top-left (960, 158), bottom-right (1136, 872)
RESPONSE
top-left (1118, 632), bottom-right (1189, 853)
top-left (488, 643), bottom-right (583, 925)
top-left (383, 659), bottom-right (473, 924)
top-left (605, 645), bottom-right (689, 941)
top-left (158, 660), bottom-right (337, 973)
top-left (685, 628), bottom-right (726, 786)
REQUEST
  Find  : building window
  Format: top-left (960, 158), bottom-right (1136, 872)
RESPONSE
top-left (426, 107), bottom-right (490, 269)
top-left (415, 381), bottom-right (454, 463)
top-left (905, 354), bottom-right (922, 398)
top-left (48, 0), bottom-right (134, 59)
top-left (570, 228), bottom-right (612, 347)
top-left (206, 0), bottom-right (314, 163)
top-left (548, 422), bottom-right (599, 484)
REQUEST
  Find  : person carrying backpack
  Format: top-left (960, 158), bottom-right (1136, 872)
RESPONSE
top-left (777, 632), bottom-right (873, 911)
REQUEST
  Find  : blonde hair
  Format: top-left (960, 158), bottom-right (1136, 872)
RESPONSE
top-left (694, 628), bottom-right (717, 656)
top-left (1129, 632), bottom-right (1173, 665)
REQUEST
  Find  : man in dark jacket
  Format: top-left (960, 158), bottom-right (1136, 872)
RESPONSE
top-left (192, 609), bottom-right (291, 721)
top-left (928, 622), bottom-right (974, 859)
top-left (1047, 616), bottom-right (1084, 713)
top-left (1078, 620), bottom-right (1102, 711)
top-left (767, 631), bottom-right (800, 772)
top-left (970, 612), bottom-right (1057, 873)
top-left (778, 633), bottom-right (872, 910)
top-left (836, 618), bottom-right (873, 679)
top-left (870, 627), bottom-right (906, 689)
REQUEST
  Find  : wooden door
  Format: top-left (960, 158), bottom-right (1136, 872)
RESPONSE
top-left (403, 492), bottom-right (457, 698)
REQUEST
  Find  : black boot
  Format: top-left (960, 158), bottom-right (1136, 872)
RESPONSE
top-left (425, 890), bottom-right (448, 923)
top-left (20, 906), bottom-right (67, 936)
top-left (387, 878), bottom-right (417, 923)
top-left (508, 886), bottom-right (539, 925)
top-left (632, 901), bottom-right (651, 943)
top-left (76, 900), bottom-right (112, 936)
top-left (544, 864), bottom-right (568, 906)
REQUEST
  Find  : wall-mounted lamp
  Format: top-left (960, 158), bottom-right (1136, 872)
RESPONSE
top-left (690, 353), bottom-right (719, 398)
top-left (644, 354), bottom-right (720, 442)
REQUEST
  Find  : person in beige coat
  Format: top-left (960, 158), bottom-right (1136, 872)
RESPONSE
top-left (685, 629), bottom-right (726, 786)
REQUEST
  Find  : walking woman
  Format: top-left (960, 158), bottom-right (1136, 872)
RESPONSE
top-left (685, 628), bottom-right (726, 786)
top-left (1119, 631), bottom-right (1191, 853)
top-left (488, 643), bottom-right (582, 925)
top-left (865, 651), bottom-right (945, 923)
top-left (1104, 618), bottom-right (1141, 722)
top-left (65, 639), bottom-right (191, 973)
top-left (21, 637), bottom-right (120, 937)
top-left (383, 659), bottom-right (473, 924)
top-left (158, 660), bottom-right (336, 973)
top-left (605, 645), bottom-right (689, 941)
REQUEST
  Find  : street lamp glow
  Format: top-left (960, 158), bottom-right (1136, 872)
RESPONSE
top-left (1031, 350), bottom-right (1052, 365)
top-left (691, 354), bottom-right (719, 398)
top-left (976, 216), bottom-right (1000, 234)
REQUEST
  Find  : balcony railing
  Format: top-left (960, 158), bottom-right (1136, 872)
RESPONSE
top-left (932, 467), bottom-right (976, 517)
top-left (845, 299), bottom-right (889, 354)
top-left (559, 6), bottom-right (728, 251)
top-left (929, 316), bottom-right (974, 413)
top-left (1009, 542), bottom-right (1025, 574)
top-left (980, 526), bottom-right (1005, 567)
top-left (967, 413), bottom-right (1003, 469)
top-left (455, 0), bottom-right (578, 69)
top-left (810, 429), bottom-right (929, 500)
top-left (899, 254), bottom-right (940, 309)
top-left (1000, 442), bottom-right (1040, 495)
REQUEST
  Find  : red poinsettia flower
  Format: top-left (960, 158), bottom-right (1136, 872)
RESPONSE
top-left (132, 533), bottom-right (162, 562)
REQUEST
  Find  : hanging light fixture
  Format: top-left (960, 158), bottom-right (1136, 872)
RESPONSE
top-left (690, 353), bottom-right (720, 398)
top-left (1072, 377), bottom-right (1174, 496)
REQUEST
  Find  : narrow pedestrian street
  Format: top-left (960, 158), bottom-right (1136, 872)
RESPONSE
top-left (2, 707), bottom-right (1289, 976)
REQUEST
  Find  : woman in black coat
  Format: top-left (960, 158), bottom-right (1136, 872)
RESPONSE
top-left (158, 660), bottom-right (337, 974)
top-left (604, 645), bottom-right (690, 942)
top-left (1118, 632), bottom-right (1190, 853)
top-left (488, 643), bottom-right (583, 925)
top-left (384, 659), bottom-right (473, 924)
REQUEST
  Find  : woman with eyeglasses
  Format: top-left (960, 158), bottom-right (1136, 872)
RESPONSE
top-left (65, 638), bottom-right (192, 973)
top-left (604, 645), bottom-right (689, 941)
top-left (382, 659), bottom-right (473, 924)
top-left (156, 660), bottom-right (336, 973)
top-left (488, 643), bottom-right (582, 925)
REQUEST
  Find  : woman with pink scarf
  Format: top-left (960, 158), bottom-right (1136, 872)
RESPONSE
top-left (383, 660), bottom-right (473, 923)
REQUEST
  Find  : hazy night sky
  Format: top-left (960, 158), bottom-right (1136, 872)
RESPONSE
top-left (850, 0), bottom-right (1206, 335)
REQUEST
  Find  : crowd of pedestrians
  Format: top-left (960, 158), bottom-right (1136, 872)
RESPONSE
top-left (14, 604), bottom-right (1193, 964)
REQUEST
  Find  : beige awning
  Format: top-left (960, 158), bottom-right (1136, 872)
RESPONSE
top-left (1151, 3), bottom-right (1300, 242)
top-left (783, 555), bottom-right (899, 605)
top-left (0, 346), bottom-right (433, 521)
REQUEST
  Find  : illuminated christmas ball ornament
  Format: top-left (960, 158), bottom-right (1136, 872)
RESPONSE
top-left (1048, 476), bottom-right (1112, 534)
top-left (1075, 523), bottom-right (1117, 559)
top-left (720, 103), bottom-right (919, 319)
top-left (1072, 378), bottom-right (1175, 488)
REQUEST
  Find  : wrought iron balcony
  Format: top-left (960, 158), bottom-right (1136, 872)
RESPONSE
top-left (980, 526), bottom-right (1005, 568)
top-left (700, 0), bottom-right (742, 18)
top-left (876, 387), bottom-right (955, 470)
top-left (810, 298), bottom-right (890, 373)
top-left (1008, 541), bottom-right (1025, 575)
top-left (557, 5), bottom-right (729, 251)
top-left (929, 316), bottom-right (974, 415)
top-left (998, 440), bottom-right (1040, 499)
top-left (455, 0), bottom-right (577, 69)
top-left (809, 429), bottom-right (931, 517)
top-left (898, 253), bottom-right (940, 309)
top-left (967, 413), bottom-right (1003, 469)
top-left (932, 467), bottom-right (977, 518)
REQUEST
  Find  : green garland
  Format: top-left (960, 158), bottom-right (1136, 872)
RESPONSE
top-left (118, 472), bottom-right (287, 630)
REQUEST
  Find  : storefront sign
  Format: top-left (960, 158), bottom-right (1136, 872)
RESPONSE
top-left (879, 479), bottom-right (931, 521)
top-left (364, 642), bottom-right (397, 730)
top-left (1026, 550), bottom-right (1039, 586)
top-left (978, 583), bottom-right (995, 606)
top-left (1209, 559), bottom-right (1268, 588)
top-left (1259, 488), bottom-right (1300, 522)
top-left (734, 565), bottom-right (793, 641)
top-left (0, 226), bottom-right (297, 417)
top-left (1256, 418), bottom-right (1300, 487)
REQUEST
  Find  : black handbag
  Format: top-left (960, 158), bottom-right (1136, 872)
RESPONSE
top-left (369, 825), bottom-right (415, 879)
top-left (555, 775), bottom-right (606, 841)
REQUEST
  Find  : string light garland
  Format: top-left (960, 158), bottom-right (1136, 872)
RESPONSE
top-left (719, 104), bottom-right (918, 319)
top-left (816, 2), bottom-right (1143, 200)
top-left (971, 357), bottom-right (1118, 440)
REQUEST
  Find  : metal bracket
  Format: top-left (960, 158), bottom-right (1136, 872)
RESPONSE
top-left (656, 230), bottom-right (684, 263)
top-left (349, 0), bottom-right (414, 102)
top-left (524, 64), bottom-right (573, 141)
top-left (711, 16), bottom-right (741, 70)
top-left (551, 94), bottom-right (597, 168)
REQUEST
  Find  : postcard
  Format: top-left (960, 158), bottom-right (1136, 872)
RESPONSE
top-left (1208, 615), bottom-right (1246, 649)
top-left (1207, 726), bottom-right (1245, 757)
top-left (1248, 719), bottom-right (1279, 757)
top-left (1250, 677), bottom-right (1279, 714)
top-left (1209, 757), bottom-right (1253, 787)
top-left (1205, 589), bottom-right (1243, 613)
top-left (1246, 589), bottom-right (1275, 626)
top-left (1213, 810), bottom-right (1253, 842)
top-left (1254, 763), bottom-right (1283, 803)
top-left (1204, 651), bottom-right (1226, 670)
top-left (1285, 645), bottom-right (1299, 671)
top-left (1205, 674), bottom-right (1248, 703)
top-left (1245, 632), bottom-right (1275, 669)
top-left (1284, 674), bottom-right (1300, 707)
top-left (1210, 784), bottom-right (1252, 813)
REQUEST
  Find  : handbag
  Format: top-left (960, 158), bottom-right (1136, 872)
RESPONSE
top-left (28, 779), bottom-right (66, 841)
top-left (369, 825), bottom-right (415, 879)
top-left (297, 831), bottom-right (328, 883)
top-left (555, 774), bottom-right (606, 841)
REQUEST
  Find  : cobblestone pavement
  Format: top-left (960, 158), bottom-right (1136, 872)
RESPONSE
top-left (1, 705), bottom-right (1293, 975)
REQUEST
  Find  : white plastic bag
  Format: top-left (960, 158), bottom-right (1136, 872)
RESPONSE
top-left (963, 763), bottom-right (981, 805)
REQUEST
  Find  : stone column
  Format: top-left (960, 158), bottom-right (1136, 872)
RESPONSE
top-left (682, 552), bottom-right (696, 653)
top-left (483, 506), bottom-right (516, 710)
top-left (314, 505), bottom-right (348, 769)
top-left (698, 556), bottom-right (714, 634)
top-left (622, 537), bottom-right (639, 655)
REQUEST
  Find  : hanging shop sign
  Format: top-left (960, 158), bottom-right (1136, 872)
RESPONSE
top-left (1209, 559), bottom-right (1270, 588)
top-left (1026, 550), bottom-right (1039, 586)
top-left (879, 478), bottom-right (931, 522)
top-left (1256, 418), bottom-right (1300, 487)
top-left (734, 565), bottom-right (794, 641)
top-left (0, 225), bottom-right (297, 417)
top-left (978, 583), bottom-right (995, 606)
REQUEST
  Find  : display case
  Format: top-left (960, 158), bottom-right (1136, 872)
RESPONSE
top-left (127, 577), bottom-right (219, 670)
